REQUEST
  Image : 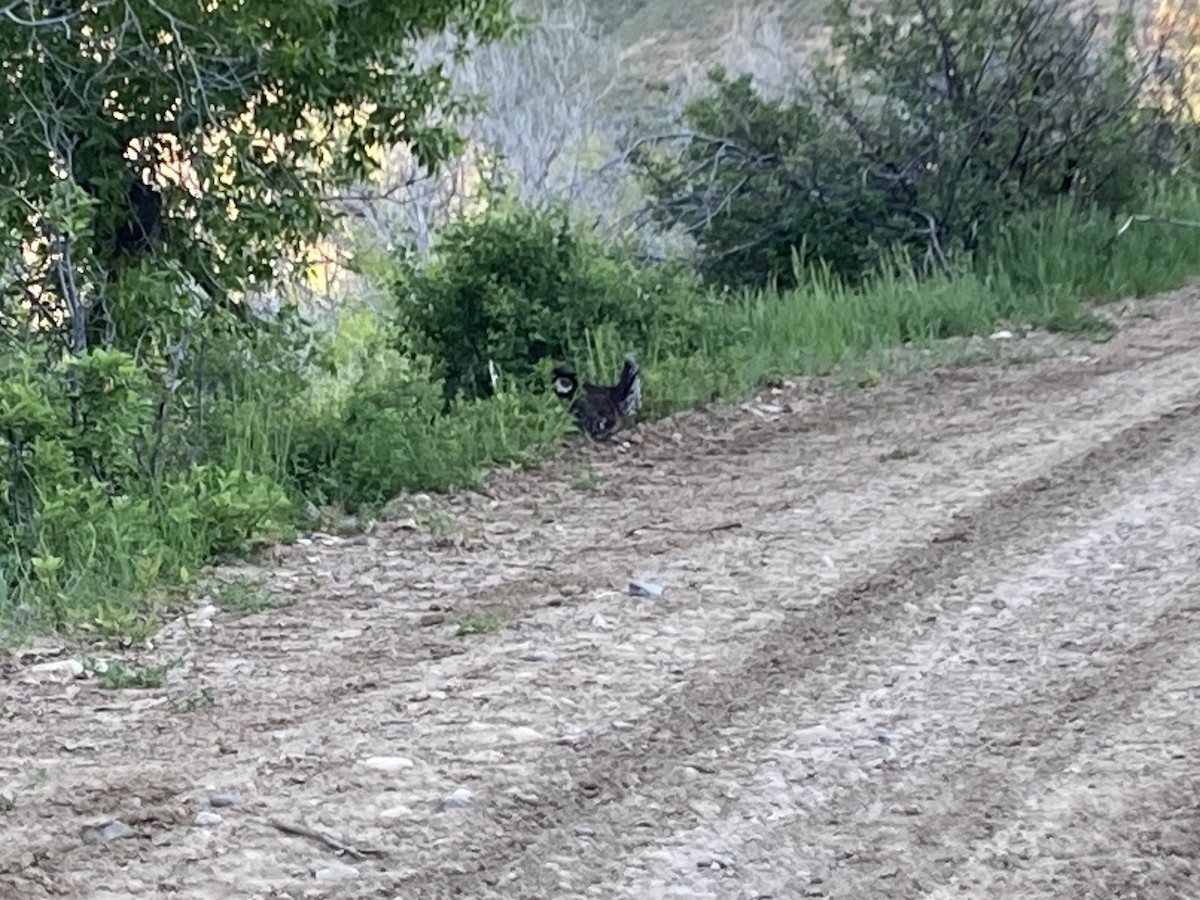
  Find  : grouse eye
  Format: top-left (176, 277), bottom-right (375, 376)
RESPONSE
top-left (553, 376), bottom-right (574, 395)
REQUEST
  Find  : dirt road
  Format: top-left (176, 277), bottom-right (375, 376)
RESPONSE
top-left (4, 289), bottom-right (1200, 900)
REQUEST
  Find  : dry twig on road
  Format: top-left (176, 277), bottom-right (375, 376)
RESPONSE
top-left (267, 818), bottom-right (385, 861)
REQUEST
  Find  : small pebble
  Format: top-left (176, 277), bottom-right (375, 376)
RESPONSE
top-left (521, 649), bottom-right (557, 663)
top-left (629, 581), bottom-right (663, 598)
top-left (794, 725), bottom-right (836, 745)
top-left (378, 805), bottom-right (414, 821)
top-left (314, 862), bottom-right (359, 882)
top-left (81, 820), bottom-right (136, 845)
top-left (191, 604), bottom-right (218, 628)
top-left (193, 810), bottom-right (222, 827)
top-left (443, 788), bottom-right (474, 810)
top-left (208, 791), bottom-right (244, 808)
top-left (362, 756), bottom-right (415, 773)
top-left (419, 613), bottom-right (445, 627)
top-left (508, 726), bottom-right (544, 743)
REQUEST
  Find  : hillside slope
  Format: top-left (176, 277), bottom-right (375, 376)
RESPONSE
top-left (586, 0), bottom-right (1159, 81)
top-left (586, 0), bottom-right (829, 79)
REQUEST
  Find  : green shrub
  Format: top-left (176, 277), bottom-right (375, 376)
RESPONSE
top-left (636, 69), bottom-right (895, 288)
top-left (0, 343), bottom-right (296, 632)
top-left (286, 352), bottom-right (566, 509)
top-left (159, 465), bottom-right (293, 558)
top-left (391, 201), bottom-right (708, 399)
top-left (636, 0), bottom-right (1188, 290)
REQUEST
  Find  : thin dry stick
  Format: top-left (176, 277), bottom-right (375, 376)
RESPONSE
top-left (267, 818), bottom-right (384, 861)
top-left (624, 520), bottom-right (744, 538)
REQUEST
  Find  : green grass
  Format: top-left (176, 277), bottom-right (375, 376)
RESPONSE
top-left (570, 463), bottom-right (605, 491)
top-left (85, 657), bottom-right (182, 690)
top-left (573, 182), bottom-right (1200, 416)
top-left (169, 687), bottom-right (216, 713)
top-left (452, 609), bottom-right (508, 636)
top-left (212, 578), bottom-right (278, 613)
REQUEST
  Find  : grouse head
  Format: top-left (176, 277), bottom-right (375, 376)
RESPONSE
top-left (552, 365), bottom-right (578, 400)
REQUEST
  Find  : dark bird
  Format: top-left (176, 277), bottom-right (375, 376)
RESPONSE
top-left (552, 353), bottom-right (643, 441)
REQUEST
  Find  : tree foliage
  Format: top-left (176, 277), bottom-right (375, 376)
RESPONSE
top-left (1, 0), bottom-right (514, 352)
top-left (393, 201), bottom-right (707, 400)
top-left (635, 0), bottom-right (1190, 289)
top-left (0, 0), bottom-right (515, 623)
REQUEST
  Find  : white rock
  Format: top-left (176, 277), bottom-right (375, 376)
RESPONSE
top-left (378, 805), bottom-right (415, 821)
top-left (29, 659), bottom-right (84, 681)
top-left (793, 725), bottom-right (837, 745)
top-left (508, 727), bottom-right (544, 744)
top-left (361, 756), bottom-right (415, 773)
top-left (314, 862), bottom-right (359, 882)
top-left (629, 580), bottom-right (664, 598)
top-left (81, 820), bottom-right (136, 845)
top-left (193, 810), bottom-right (222, 827)
top-left (989, 329), bottom-right (1014, 341)
top-left (443, 788), bottom-right (474, 809)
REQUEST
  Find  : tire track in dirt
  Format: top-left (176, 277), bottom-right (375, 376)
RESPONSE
top-left (641, 441), bottom-right (1200, 900)
top-left (407, 396), bottom-right (1200, 894)
top-left (924, 614), bottom-right (1200, 898)
top-left (688, 602), bottom-right (1200, 900)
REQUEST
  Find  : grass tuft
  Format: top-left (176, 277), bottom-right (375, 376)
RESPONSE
top-left (452, 609), bottom-right (508, 636)
top-left (212, 578), bottom-right (279, 614)
top-left (86, 657), bottom-right (182, 690)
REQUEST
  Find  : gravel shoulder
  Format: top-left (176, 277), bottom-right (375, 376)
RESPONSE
top-left (4, 291), bottom-right (1200, 900)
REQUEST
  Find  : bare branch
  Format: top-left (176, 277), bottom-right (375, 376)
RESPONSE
top-left (1, 0), bottom-right (102, 28)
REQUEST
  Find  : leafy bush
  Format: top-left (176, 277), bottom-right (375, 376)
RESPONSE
top-left (159, 466), bottom-right (293, 559)
top-left (0, 344), bottom-right (294, 631)
top-left (636, 0), bottom-right (1189, 290)
top-left (391, 201), bottom-right (709, 399)
top-left (636, 69), bottom-right (895, 287)
top-left (286, 349), bottom-right (566, 509)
